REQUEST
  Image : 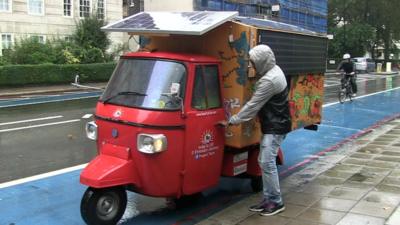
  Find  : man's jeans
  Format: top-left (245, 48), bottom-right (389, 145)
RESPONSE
top-left (259, 134), bottom-right (286, 204)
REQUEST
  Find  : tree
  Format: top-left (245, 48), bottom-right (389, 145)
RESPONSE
top-left (1, 14), bottom-right (113, 65)
top-left (328, 0), bottom-right (400, 60)
top-left (73, 15), bottom-right (110, 55)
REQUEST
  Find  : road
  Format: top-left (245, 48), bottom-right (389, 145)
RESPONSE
top-left (0, 73), bottom-right (399, 183)
top-left (0, 98), bottom-right (97, 182)
top-left (0, 72), bottom-right (400, 225)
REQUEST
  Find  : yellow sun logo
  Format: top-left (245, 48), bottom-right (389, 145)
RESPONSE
top-left (201, 130), bottom-right (213, 144)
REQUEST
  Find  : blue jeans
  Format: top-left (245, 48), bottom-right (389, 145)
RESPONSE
top-left (259, 134), bottom-right (286, 204)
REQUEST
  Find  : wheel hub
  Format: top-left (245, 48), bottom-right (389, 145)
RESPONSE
top-left (97, 194), bottom-right (119, 219)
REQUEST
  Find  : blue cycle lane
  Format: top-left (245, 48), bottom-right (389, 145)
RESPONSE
top-left (1, 87), bottom-right (400, 225)
top-left (0, 91), bottom-right (102, 108)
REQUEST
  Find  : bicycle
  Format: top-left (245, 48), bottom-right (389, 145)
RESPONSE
top-left (338, 72), bottom-right (355, 103)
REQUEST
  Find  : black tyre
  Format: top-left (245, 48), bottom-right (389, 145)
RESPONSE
top-left (251, 176), bottom-right (263, 192)
top-left (81, 187), bottom-right (127, 225)
top-left (338, 90), bottom-right (346, 104)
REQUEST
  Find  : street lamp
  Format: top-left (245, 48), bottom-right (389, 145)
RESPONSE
top-left (326, 34), bottom-right (334, 71)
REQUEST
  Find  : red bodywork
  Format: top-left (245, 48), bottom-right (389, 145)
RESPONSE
top-left (81, 52), bottom-right (226, 197)
top-left (80, 51), bottom-right (282, 197)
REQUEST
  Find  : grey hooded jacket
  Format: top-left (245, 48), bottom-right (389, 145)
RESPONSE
top-left (229, 44), bottom-right (291, 134)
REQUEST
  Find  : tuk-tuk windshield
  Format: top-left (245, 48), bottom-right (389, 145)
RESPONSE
top-left (100, 58), bottom-right (186, 110)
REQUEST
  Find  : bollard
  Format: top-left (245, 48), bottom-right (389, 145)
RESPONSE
top-left (386, 62), bottom-right (392, 72)
top-left (377, 63), bottom-right (382, 73)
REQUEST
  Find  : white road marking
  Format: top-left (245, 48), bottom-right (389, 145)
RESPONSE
top-left (0, 119), bottom-right (80, 133)
top-left (0, 115), bottom-right (63, 126)
top-left (0, 164), bottom-right (87, 189)
top-left (323, 86), bottom-right (400, 107)
top-left (82, 114), bottom-right (93, 119)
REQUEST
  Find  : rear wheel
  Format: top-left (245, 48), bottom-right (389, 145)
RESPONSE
top-left (81, 187), bottom-right (127, 225)
top-left (251, 176), bottom-right (263, 192)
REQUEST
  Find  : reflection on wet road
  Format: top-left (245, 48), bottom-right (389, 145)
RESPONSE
top-left (324, 73), bottom-right (400, 104)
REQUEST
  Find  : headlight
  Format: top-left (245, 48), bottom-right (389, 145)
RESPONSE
top-left (85, 121), bottom-right (98, 141)
top-left (137, 134), bottom-right (167, 154)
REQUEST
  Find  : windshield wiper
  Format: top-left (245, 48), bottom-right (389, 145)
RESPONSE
top-left (102, 91), bottom-right (147, 104)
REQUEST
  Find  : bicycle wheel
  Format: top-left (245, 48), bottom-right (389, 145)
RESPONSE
top-left (348, 86), bottom-right (353, 102)
top-left (338, 89), bottom-right (346, 103)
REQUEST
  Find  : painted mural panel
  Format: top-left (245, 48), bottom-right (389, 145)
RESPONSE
top-left (289, 73), bottom-right (324, 130)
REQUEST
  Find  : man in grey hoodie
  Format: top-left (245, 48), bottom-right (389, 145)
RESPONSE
top-left (228, 44), bottom-right (291, 216)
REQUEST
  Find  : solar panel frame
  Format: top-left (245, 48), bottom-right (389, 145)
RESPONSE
top-left (102, 11), bottom-right (239, 36)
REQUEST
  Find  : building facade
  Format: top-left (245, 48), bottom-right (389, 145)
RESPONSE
top-left (140, 0), bottom-right (327, 33)
top-left (0, 0), bottom-right (124, 55)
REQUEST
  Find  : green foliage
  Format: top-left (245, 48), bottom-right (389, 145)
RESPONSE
top-left (328, 22), bottom-right (375, 58)
top-left (80, 47), bottom-right (106, 64)
top-left (328, 0), bottom-right (400, 59)
top-left (74, 15), bottom-right (110, 54)
top-left (7, 38), bottom-right (56, 64)
top-left (0, 63), bottom-right (116, 87)
top-left (1, 14), bottom-right (112, 65)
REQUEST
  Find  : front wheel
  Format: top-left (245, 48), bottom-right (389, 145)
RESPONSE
top-left (338, 90), bottom-right (346, 104)
top-left (81, 187), bottom-right (127, 225)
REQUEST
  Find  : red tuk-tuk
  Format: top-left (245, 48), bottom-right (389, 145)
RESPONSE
top-left (79, 12), bottom-right (326, 225)
top-left (80, 51), bottom-right (267, 225)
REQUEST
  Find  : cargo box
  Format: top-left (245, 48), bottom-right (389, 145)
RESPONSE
top-left (103, 11), bottom-right (327, 148)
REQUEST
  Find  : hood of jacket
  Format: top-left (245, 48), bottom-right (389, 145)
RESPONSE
top-left (249, 44), bottom-right (276, 76)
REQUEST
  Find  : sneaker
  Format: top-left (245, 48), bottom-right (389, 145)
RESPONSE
top-left (259, 202), bottom-right (285, 216)
top-left (249, 200), bottom-right (268, 212)
top-left (351, 93), bottom-right (357, 97)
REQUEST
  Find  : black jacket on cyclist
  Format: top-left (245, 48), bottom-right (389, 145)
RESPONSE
top-left (337, 59), bottom-right (354, 74)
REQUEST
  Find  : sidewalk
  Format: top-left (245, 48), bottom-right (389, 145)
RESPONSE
top-left (197, 117), bottom-right (400, 225)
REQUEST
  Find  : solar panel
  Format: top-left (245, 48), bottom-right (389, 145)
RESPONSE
top-left (102, 11), bottom-right (238, 35)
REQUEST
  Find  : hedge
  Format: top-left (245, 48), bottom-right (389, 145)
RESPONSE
top-left (0, 63), bottom-right (117, 87)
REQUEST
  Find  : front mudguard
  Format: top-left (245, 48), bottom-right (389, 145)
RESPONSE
top-left (80, 155), bottom-right (139, 188)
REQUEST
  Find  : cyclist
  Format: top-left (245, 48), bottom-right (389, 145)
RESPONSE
top-left (337, 53), bottom-right (357, 96)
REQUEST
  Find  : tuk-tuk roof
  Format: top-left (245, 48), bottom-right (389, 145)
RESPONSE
top-left (234, 16), bottom-right (324, 37)
top-left (123, 51), bottom-right (220, 63)
top-left (102, 11), bottom-right (238, 36)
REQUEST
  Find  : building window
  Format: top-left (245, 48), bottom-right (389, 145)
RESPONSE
top-left (80, 0), bottom-right (91, 18)
top-left (1, 34), bottom-right (13, 56)
top-left (97, 0), bottom-right (105, 19)
top-left (31, 35), bottom-right (46, 44)
top-left (64, 36), bottom-right (73, 42)
top-left (64, 0), bottom-right (72, 17)
top-left (0, 0), bottom-right (11, 12)
top-left (28, 0), bottom-right (44, 15)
